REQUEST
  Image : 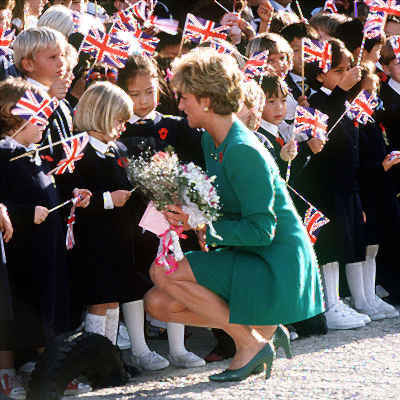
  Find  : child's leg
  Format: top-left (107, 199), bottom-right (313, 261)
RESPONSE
top-left (363, 245), bottom-right (399, 318)
top-left (105, 304), bottom-right (119, 345)
top-left (166, 322), bottom-right (205, 368)
top-left (85, 303), bottom-right (112, 336)
top-left (121, 300), bottom-right (169, 371)
top-left (0, 351), bottom-right (26, 400)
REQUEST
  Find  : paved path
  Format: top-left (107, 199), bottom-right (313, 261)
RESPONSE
top-left (71, 313), bottom-right (400, 400)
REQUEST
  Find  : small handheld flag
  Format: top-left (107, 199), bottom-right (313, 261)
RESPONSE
top-left (303, 38), bottom-right (332, 73)
top-left (183, 13), bottom-right (229, 44)
top-left (303, 206), bottom-right (330, 244)
top-left (345, 90), bottom-right (379, 125)
top-left (389, 35), bottom-right (400, 63)
top-left (323, 0), bottom-right (338, 13)
top-left (54, 133), bottom-right (89, 175)
top-left (294, 106), bottom-right (329, 140)
top-left (242, 50), bottom-right (269, 79)
top-left (0, 28), bottom-right (14, 57)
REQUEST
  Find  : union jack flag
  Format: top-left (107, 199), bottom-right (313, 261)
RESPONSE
top-left (323, 0), bottom-right (338, 13)
top-left (294, 106), bottom-right (329, 140)
top-left (303, 38), bottom-right (332, 73)
top-left (146, 15), bottom-right (179, 35)
top-left (345, 90), bottom-right (379, 125)
top-left (55, 133), bottom-right (89, 175)
top-left (0, 28), bottom-right (14, 57)
top-left (71, 11), bottom-right (81, 33)
top-left (389, 35), bottom-right (400, 63)
top-left (80, 29), bottom-right (129, 69)
top-left (208, 39), bottom-right (233, 55)
top-left (242, 50), bottom-right (269, 79)
top-left (365, 0), bottom-right (400, 16)
top-left (11, 90), bottom-right (59, 127)
top-left (112, 6), bottom-right (139, 33)
top-left (134, 29), bottom-right (160, 56)
top-left (183, 13), bottom-right (229, 44)
top-left (303, 206), bottom-right (330, 245)
top-left (131, 0), bottom-right (154, 22)
top-left (364, 11), bottom-right (386, 39)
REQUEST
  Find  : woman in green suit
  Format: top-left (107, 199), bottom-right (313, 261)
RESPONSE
top-left (144, 48), bottom-right (325, 382)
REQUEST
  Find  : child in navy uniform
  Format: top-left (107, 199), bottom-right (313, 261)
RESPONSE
top-left (116, 54), bottom-right (206, 371)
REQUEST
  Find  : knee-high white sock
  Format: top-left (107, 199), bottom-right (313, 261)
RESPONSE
top-left (346, 261), bottom-right (368, 309)
top-left (85, 313), bottom-right (106, 336)
top-left (363, 245), bottom-right (379, 305)
top-left (122, 300), bottom-right (151, 356)
top-left (167, 322), bottom-right (187, 357)
top-left (105, 308), bottom-right (120, 345)
top-left (321, 262), bottom-right (339, 310)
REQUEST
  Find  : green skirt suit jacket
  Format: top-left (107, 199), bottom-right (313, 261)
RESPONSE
top-left (186, 120), bottom-right (325, 325)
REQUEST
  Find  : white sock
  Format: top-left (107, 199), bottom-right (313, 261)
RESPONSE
top-left (105, 308), bottom-right (120, 345)
top-left (363, 245), bottom-right (379, 305)
top-left (85, 313), bottom-right (106, 336)
top-left (167, 322), bottom-right (187, 357)
top-left (122, 300), bottom-right (151, 356)
top-left (147, 314), bottom-right (167, 329)
top-left (346, 261), bottom-right (368, 309)
top-left (321, 262), bottom-right (339, 310)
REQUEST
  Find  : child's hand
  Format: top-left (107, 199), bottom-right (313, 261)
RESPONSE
top-left (49, 78), bottom-right (70, 100)
top-left (297, 95), bottom-right (309, 108)
top-left (34, 206), bottom-right (49, 224)
top-left (220, 12), bottom-right (240, 27)
top-left (237, 19), bottom-right (256, 40)
top-left (257, 1), bottom-right (273, 22)
top-left (307, 137), bottom-right (325, 154)
top-left (0, 204), bottom-right (13, 242)
top-left (280, 138), bottom-right (298, 161)
top-left (110, 190), bottom-right (131, 207)
top-left (382, 153), bottom-right (400, 171)
top-left (73, 188), bottom-right (92, 208)
top-left (338, 66), bottom-right (362, 91)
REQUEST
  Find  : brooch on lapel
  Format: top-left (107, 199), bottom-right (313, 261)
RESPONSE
top-left (158, 127), bottom-right (168, 140)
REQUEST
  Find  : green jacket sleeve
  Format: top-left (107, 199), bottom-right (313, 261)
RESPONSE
top-left (206, 143), bottom-right (277, 247)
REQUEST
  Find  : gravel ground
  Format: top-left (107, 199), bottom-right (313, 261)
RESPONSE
top-left (70, 312), bottom-right (400, 400)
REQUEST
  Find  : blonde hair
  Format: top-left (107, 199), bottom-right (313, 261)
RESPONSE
top-left (171, 48), bottom-right (244, 115)
top-left (242, 80), bottom-right (265, 113)
top-left (65, 43), bottom-right (78, 71)
top-left (37, 5), bottom-right (74, 38)
top-left (74, 81), bottom-right (133, 135)
top-left (0, 77), bottom-right (46, 136)
top-left (13, 27), bottom-right (67, 72)
top-left (246, 32), bottom-right (293, 60)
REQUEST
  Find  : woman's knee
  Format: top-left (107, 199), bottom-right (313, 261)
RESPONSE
top-left (144, 288), bottom-right (166, 318)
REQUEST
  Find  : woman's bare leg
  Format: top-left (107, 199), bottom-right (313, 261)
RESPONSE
top-left (149, 259), bottom-right (269, 369)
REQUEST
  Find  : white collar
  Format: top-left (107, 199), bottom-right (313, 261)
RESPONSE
top-left (26, 77), bottom-right (50, 93)
top-left (260, 119), bottom-right (279, 137)
top-left (320, 86), bottom-right (332, 96)
top-left (388, 78), bottom-right (400, 96)
top-left (270, 0), bottom-right (292, 12)
top-left (4, 135), bottom-right (36, 151)
top-left (128, 110), bottom-right (156, 124)
top-left (89, 135), bottom-right (117, 155)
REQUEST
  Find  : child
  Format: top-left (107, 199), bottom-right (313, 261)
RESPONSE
top-left (116, 54), bottom-right (205, 371)
top-left (379, 38), bottom-right (400, 150)
top-left (351, 66), bottom-right (399, 319)
top-left (0, 77), bottom-right (89, 399)
top-left (302, 38), bottom-right (369, 330)
top-left (257, 73), bottom-right (297, 176)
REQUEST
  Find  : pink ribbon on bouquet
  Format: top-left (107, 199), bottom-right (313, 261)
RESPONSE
top-left (155, 226), bottom-right (187, 274)
top-left (66, 197), bottom-right (79, 250)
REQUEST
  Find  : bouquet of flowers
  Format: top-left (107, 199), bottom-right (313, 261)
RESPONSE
top-left (127, 148), bottom-right (222, 273)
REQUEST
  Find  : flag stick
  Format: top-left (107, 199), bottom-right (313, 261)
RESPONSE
top-left (213, 0), bottom-right (230, 14)
top-left (48, 198), bottom-right (74, 214)
top-left (177, 16), bottom-right (189, 57)
top-left (326, 109), bottom-right (347, 137)
top-left (356, 34), bottom-right (366, 66)
top-left (0, 232), bottom-right (6, 264)
top-left (354, 0), bottom-right (358, 18)
top-left (285, 160), bottom-right (292, 183)
top-left (266, 11), bottom-right (273, 32)
top-left (286, 183), bottom-right (315, 209)
top-left (9, 132), bottom-right (87, 162)
top-left (130, 185), bottom-right (138, 193)
top-left (295, 0), bottom-right (304, 21)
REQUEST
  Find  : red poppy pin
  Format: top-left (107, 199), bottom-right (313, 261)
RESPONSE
top-left (117, 157), bottom-right (129, 168)
top-left (158, 127), bottom-right (168, 140)
top-left (219, 152), bottom-right (223, 163)
top-left (40, 155), bottom-right (54, 162)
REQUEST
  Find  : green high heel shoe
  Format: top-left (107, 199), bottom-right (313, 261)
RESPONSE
top-left (273, 324), bottom-right (293, 359)
top-left (209, 343), bottom-right (276, 382)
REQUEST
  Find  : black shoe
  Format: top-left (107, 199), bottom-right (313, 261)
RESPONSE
top-left (291, 313), bottom-right (328, 337)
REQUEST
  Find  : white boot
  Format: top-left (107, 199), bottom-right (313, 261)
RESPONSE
top-left (346, 261), bottom-right (384, 320)
top-left (364, 245), bottom-right (399, 318)
top-left (322, 262), bottom-right (366, 329)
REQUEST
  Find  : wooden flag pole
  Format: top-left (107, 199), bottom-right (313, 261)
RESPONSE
top-left (48, 198), bottom-right (74, 214)
top-left (295, 0), bottom-right (304, 22)
top-left (177, 15), bottom-right (189, 57)
top-left (9, 132), bottom-right (87, 162)
top-left (301, 39), bottom-right (305, 97)
top-left (0, 232), bottom-right (6, 264)
top-left (213, 0), bottom-right (230, 13)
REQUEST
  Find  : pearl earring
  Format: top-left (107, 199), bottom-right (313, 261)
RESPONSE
top-left (203, 107), bottom-right (209, 112)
